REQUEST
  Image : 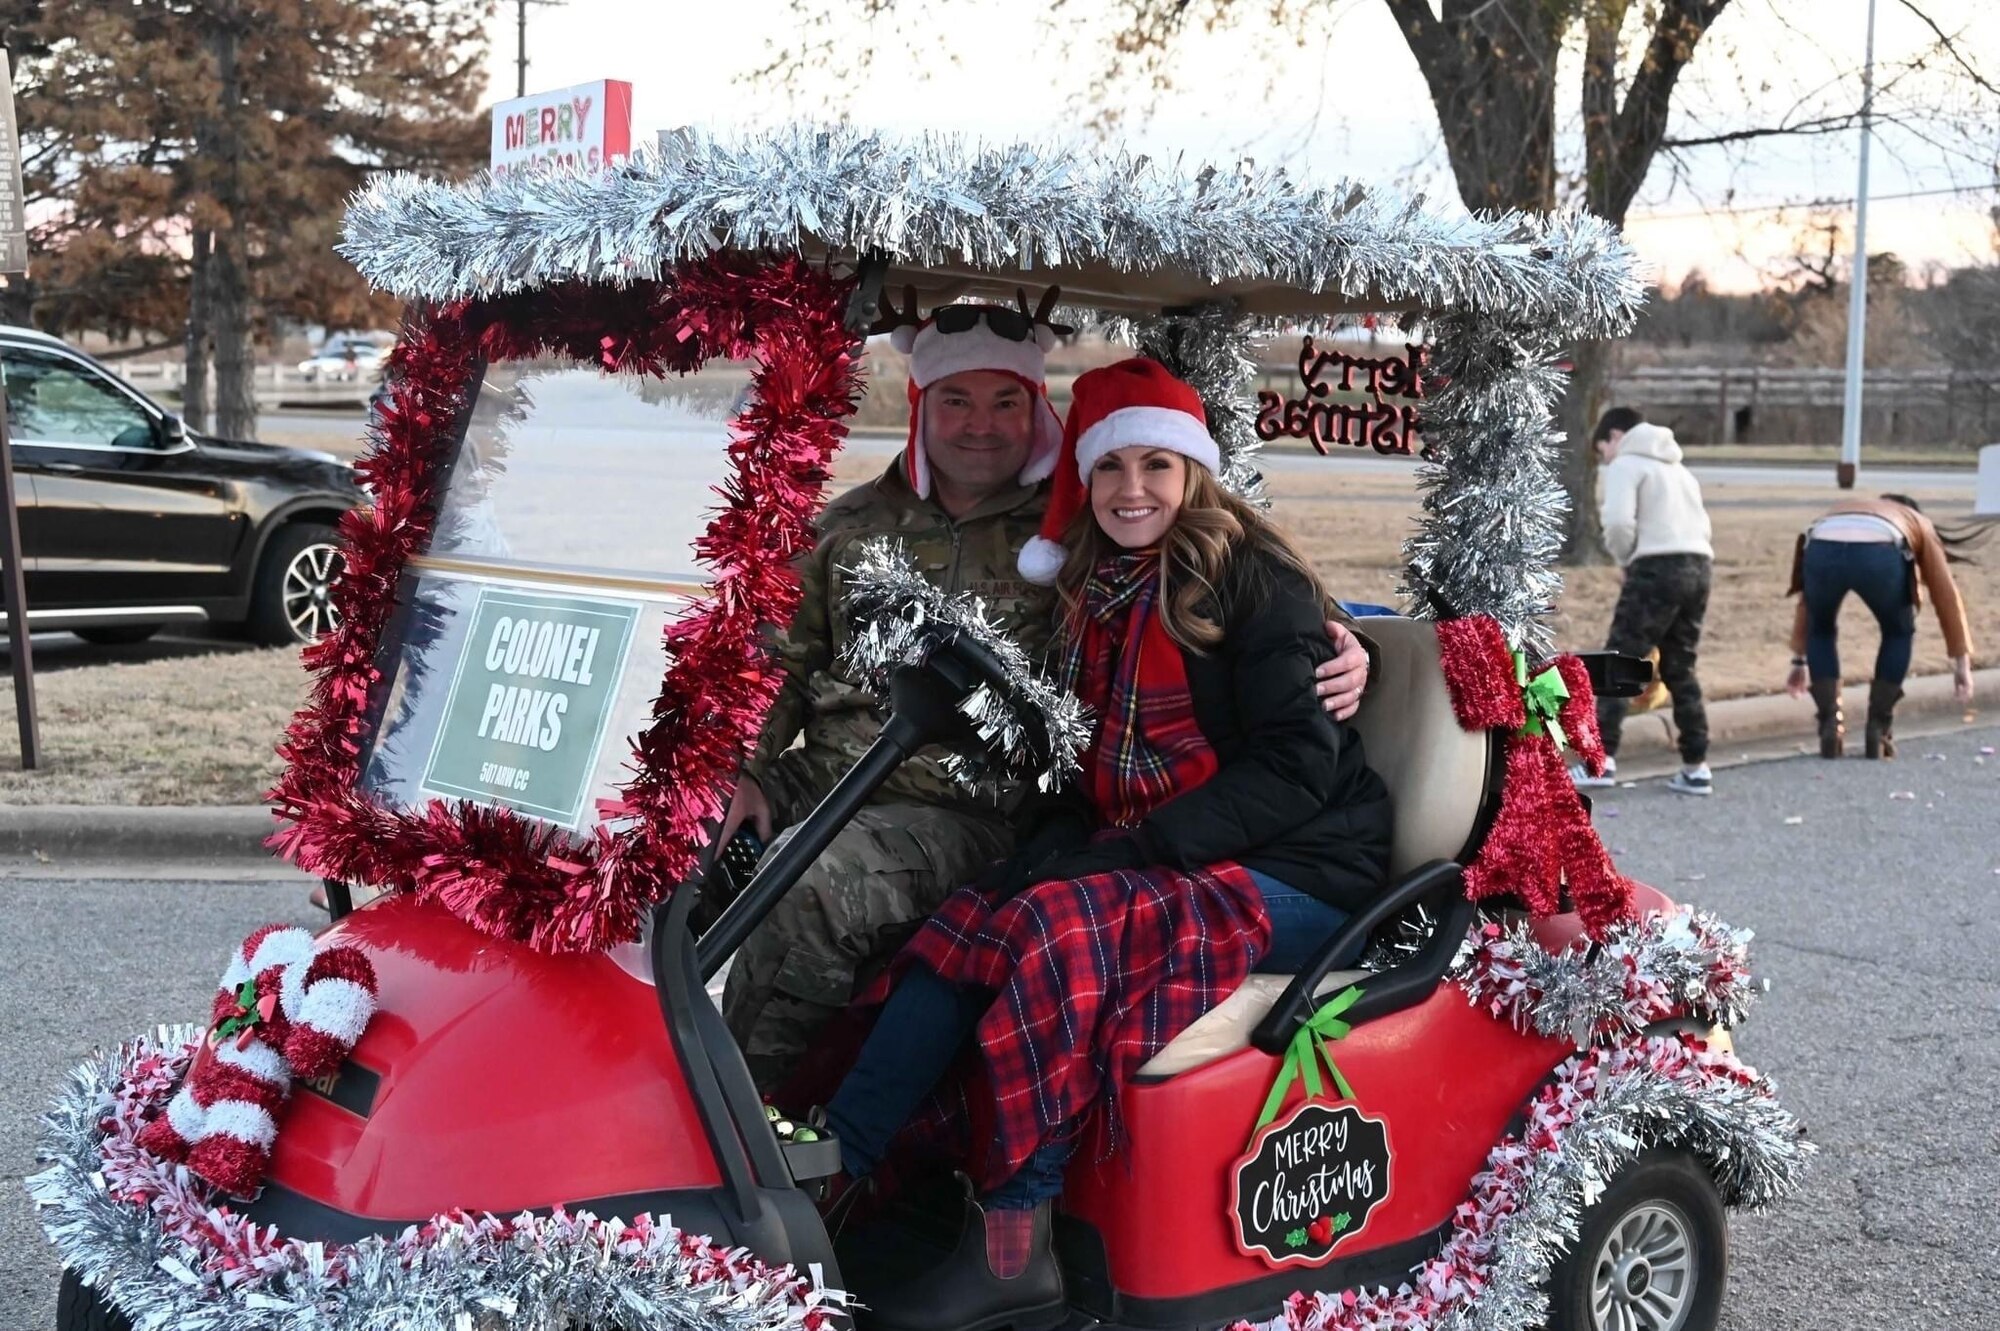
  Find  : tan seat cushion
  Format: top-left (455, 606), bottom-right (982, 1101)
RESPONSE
top-left (1348, 617), bottom-right (1489, 877)
top-left (1139, 618), bottom-right (1487, 1080)
top-left (1138, 969), bottom-right (1372, 1078)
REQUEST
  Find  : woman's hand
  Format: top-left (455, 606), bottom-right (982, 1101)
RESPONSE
top-left (1315, 622), bottom-right (1370, 720)
top-left (1952, 655), bottom-right (1975, 704)
top-left (1785, 663), bottom-right (1809, 699)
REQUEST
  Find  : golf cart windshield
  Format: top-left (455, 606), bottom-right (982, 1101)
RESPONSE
top-left (355, 360), bottom-right (744, 836)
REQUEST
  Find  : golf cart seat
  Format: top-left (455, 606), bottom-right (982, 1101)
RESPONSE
top-left (1139, 617), bottom-right (1492, 1077)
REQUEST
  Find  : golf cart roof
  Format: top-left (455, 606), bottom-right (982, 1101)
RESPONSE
top-left (340, 123), bottom-right (1644, 338)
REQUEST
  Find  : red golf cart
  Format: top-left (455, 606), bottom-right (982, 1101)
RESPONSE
top-left (34, 124), bottom-right (1808, 1331)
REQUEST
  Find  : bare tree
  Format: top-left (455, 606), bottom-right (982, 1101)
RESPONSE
top-left (760, 0), bottom-right (1999, 562)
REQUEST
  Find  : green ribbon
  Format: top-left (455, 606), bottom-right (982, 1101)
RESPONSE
top-left (1514, 650), bottom-right (1570, 751)
top-left (1252, 985), bottom-right (1362, 1145)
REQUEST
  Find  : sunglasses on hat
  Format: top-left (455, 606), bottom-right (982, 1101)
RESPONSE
top-left (930, 304), bottom-right (1036, 342)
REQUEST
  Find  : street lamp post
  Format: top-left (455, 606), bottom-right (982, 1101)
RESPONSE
top-left (1837, 0), bottom-right (1879, 490)
top-left (515, 0), bottom-right (568, 99)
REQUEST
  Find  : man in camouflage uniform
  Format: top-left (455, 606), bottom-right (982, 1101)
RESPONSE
top-left (719, 305), bottom-right (1370, 1091)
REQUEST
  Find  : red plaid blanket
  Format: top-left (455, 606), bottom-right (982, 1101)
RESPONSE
top-left (872, 856), bottom-right (1269, 1185)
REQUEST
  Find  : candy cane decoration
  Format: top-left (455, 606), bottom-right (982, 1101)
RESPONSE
top-left (136, 924), bottom-right (377, 1197)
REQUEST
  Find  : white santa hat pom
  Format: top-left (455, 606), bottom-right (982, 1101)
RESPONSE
top-left (1017, 536), bottom-right (1067, 585)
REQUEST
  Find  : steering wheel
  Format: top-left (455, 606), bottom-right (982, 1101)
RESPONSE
top-left (888, 629), bottom-right (1060, 777)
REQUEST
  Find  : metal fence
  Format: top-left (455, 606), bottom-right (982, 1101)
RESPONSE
top-left (1602, 365), bottom-right (2000, 449)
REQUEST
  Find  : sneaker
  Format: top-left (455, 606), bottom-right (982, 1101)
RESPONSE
top-left (1666, 765), bottom-right (1712, 797)
top-left (1570, 757), bottom-right (1617, 788)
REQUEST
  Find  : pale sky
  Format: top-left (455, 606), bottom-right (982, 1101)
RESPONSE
top-left (480, 0), bottom-right (1999, 292)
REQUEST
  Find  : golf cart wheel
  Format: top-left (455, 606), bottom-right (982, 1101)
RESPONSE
top-left (249, 522), bottom-right (344, 646)
top-left (1548, 1148), bottom-right (1727, 1331)
top-left (57, 1269), bottom-right (130, 1331)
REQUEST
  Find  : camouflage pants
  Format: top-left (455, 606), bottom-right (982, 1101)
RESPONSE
top-left (720, 801), bottom-right (1014, 1093)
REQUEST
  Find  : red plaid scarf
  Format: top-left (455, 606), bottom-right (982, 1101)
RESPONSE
top-left (862, 552), bottom-right (1269, 1186)
top-left (1059, 552), bottom-right (1220, 826)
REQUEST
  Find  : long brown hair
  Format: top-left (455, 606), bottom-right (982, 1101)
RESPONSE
top-left (1054, 463), bottom-right (1331, 653)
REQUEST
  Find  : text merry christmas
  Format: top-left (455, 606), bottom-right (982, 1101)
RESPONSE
top-left (1233, 1101), bottom-right (1393, 1267)
top-left (1254, 336), bottom-right (1431, 456)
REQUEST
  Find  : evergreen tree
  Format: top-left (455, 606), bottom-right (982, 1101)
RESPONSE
top-left (4, 0), bottom-right (490, 435)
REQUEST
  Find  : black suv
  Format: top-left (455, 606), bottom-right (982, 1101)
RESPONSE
top-left (2, 327), bottom-right (364, 647)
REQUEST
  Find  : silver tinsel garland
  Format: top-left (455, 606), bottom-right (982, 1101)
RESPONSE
top-left (335, 118), bottom-right (1648, 670)
top-left (339, 125), bottom-right (1644, 350)
top-left (29, 1029), bottom-right (843, 1331)
top-left (837, 537), bottom-right (1088, 792)
top-left (1399, 315), bottom-right (1573, 657)
top-left (1453, 906), bottom-right (1763, 1049)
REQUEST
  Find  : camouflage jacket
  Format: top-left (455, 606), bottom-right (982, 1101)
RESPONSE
top-left (744, 459), bottom-right (1056, 820)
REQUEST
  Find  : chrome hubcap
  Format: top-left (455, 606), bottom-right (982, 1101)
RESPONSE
top-left (1590, 1202), bottom-right (1696, 1331)
top-left (282, 542), bottom-right (344, 643)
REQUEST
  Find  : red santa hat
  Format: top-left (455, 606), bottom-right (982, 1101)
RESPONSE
top-left (1017, 357), bottom-right (1218, 584)
top-left (892, 307), bottom-right (1063, 499)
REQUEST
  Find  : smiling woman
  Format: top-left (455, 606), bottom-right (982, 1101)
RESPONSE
top-left (1090, 446), bottom-right (1188, 549)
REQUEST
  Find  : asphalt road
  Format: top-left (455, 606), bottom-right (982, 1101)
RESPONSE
top-left (3, 727), bottom-right (1995, 1329)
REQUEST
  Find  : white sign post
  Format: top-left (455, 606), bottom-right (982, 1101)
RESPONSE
top-left (490, 79), bottom-right (632, 178)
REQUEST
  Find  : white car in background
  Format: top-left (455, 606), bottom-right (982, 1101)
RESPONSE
top-left (297, 334), bottom-right (387, 381)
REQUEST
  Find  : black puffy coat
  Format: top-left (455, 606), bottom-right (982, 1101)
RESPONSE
top-left (1023, 545), bottom-right (1393, 912)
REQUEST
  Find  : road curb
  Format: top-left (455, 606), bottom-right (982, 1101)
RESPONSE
top-left (1612, 668), bottom-right (1995, 761)
top-left (0, 804), bottom-right (281, 863)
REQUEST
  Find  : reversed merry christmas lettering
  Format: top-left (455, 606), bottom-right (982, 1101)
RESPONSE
top-left (1232, 1101), bottom-right (1392, 1267)
top-left (1254, 335), bottom-right (1430, 456)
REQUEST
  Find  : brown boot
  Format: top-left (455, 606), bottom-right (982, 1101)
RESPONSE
top-left (1864, 680), bottom-right (1902, 759)
top-left (1807, 677), bottom-right (1844, 759)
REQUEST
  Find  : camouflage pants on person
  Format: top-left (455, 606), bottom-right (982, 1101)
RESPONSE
top-left (1598, 553), bottom-right (1713, 765)
top-left (720, 799), bottom-right (1014, 1093)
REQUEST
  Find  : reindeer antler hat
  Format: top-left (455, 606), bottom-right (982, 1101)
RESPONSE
top-left (874, 286), bottom-right (1068, 500)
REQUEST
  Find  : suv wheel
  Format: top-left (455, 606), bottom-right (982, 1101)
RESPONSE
top-left (249, 522), bottom-right (345, 646)
top-left (1547, 1148), bottom-right (1727, 1331)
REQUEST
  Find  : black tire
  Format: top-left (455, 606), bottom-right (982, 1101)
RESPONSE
top-left (247, 522), bottom-right (344, 646)
top-left (71, 624), bottom-right (162, 646)
top-left (57, 1269), bottom-right (131, 1331)
top-left (1547, 1148), bottom-right (1727, 1331)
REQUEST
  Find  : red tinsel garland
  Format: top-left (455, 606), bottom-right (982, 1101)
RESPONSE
top-left (1434, 616), bottom-right (1635, 937)
top-left (267, 256), bottom-right (858, 953)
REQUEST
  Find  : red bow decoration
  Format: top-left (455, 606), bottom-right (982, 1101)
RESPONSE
top-left (1435, 617), bottom-right (1636, 936)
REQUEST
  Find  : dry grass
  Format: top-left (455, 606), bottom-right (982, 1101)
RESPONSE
top-left (1, 459), bottom-right (1989, 805)
top-left (0, 644), bottom-right (306, 806)
top-left (1259, 466), bottom-right (1997, 701)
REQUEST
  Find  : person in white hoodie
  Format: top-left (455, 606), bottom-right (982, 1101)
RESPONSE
top-left (1575, 408), bottom-right (1717, 796)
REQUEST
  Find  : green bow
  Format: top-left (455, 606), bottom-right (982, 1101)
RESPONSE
top-left (211, 979), bottom-right (262, 1043)
top-left (1514, 650), bottom-right (1570, 751)
top-left (1252, 985), bottom-right (1361, 1145)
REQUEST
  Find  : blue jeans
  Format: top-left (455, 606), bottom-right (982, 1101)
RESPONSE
top-left (824, 966), bottom-right (1074, 1209)
top-left (1801, 540), bottom-right (1915, 684)
top-left (1248, 869), bottom-right (1353, 974)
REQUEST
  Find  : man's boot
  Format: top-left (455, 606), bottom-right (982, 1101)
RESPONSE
top-left (1808, 677), bottom-right (1844, 759)
top-left (1864, 680), bottom-right (1903, 760)
top-left (861, 1178), bottom-right (1065, 1331)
